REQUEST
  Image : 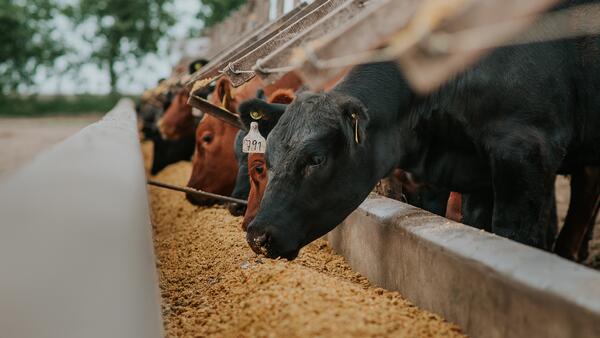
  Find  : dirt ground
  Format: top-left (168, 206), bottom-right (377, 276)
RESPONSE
top-left (148, 159), bottom-right (465, 338)
top-left (0, 115), bottom-right (100, 181)
top-left (144, 141), bottom-right (599, 336)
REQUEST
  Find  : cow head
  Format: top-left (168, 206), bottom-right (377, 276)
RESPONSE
top-left (157, 89), bottom-right (195, 140)
top-left (156, 59), bottom-right (210, 141)
top-left (244, 152), bottom-right (268, 230)
top-left (233, 92), bottom-right (292, 228)
top-left (186, 77), bottom-right (240, 205)
top-left (227, 89), bottom-right (296, 217)
top-left (246, 91), bottom-right (398, 259)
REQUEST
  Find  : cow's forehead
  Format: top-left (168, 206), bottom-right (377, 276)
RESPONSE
top-left (267, 93), bottom-right (342, 165)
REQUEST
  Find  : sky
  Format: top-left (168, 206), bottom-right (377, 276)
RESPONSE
top-left (35, 0), bottom-right (202, 95)
top-left (33, 0), bottom-right (298, 96)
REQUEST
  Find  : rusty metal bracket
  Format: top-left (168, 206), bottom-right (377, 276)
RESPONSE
top-left (186, 0), bottom-right (326, 90)
top-left (187, 94), bottom-right (247, 131)
top-left (254, 0), bottom-right (373, 85)
top-left (223, 0), bottom-right (349, 87)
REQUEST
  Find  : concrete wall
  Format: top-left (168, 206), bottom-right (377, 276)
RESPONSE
top-left (0, 99), bottom-right (163, 338)
top-left (329, 195), bottom-right (600, 338)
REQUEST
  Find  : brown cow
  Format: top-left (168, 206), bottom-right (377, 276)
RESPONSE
top-left (242, 152), bottom-right (269, 230)
top-left (186, 74), bottom-right (302, 205)
top-left (157, 88), bottom-right (195, 140)
top-left (186, 77), bottom-right (243, 205)
top-left (239, 90), bottom-right (295, 229)
top-left (156, 59), bottom-right (210, 141)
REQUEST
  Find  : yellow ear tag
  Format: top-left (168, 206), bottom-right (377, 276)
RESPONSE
top-left (221, 92), bottom-right (229, 109)
top-left (250, 111), bottom-right (263, 120)
top-left (351, 112), bottom-right (360, 144)
top-left (195, 63), bottom-right (202, 71)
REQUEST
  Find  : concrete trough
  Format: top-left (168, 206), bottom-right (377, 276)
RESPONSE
top-left (0, 99), bottom-right (163, 338)
top-left (329, 195), bottom-right (600, 338)
top-left (3, 98), bottom-right (597, 338)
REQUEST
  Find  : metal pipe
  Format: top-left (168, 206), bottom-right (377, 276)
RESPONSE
top-left (147, 179), bottom-right (248, 205)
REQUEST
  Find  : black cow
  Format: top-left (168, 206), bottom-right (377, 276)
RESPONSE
top-left (227, 89), bottom-right (294, 216)
top-left (246, 34), bottom-right (600, 259)
top-left (228, 130), bottom-right (250, 216)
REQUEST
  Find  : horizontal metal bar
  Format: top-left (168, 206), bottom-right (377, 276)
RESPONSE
top-left (186, 0), bottom-right (326, 90)
top-left (255, 0), bottom-right (371, 85)
top-left (224, 0), bottom-right (348, 87)
top-left (147, 179), bottom-right (247, 205)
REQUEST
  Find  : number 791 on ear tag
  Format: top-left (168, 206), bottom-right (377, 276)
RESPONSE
top-left (243, 122), bottom-right (266, 153)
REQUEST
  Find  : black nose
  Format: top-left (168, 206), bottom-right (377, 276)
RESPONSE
top-left (185, 193), bottom-right (219, 206)
top-left (227, 202), bottom-right (246, 216)
top-left (246, 226), bottom-right (270, 255)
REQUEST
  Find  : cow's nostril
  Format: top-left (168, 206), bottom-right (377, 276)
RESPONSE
top-left (247, 227), bottom-right (270, 255)
top-left (254, 233), bottom-right (268, 248)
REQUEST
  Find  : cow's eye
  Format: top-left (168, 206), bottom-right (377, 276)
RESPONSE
top-left (202, 133), bottom-right (214, 144)
top-left (255, 165), bottom-right (264, 175)
top-left (309, 155), bottom-right (325, 167)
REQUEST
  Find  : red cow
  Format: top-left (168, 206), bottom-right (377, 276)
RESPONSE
top-left (156, 59), bottom-right (210, 141)
top-left (186, 77), bottom-right (245, 205)
top-left (239, 89), bottom-right (295, 230)
top-left (186, 74), bottom-right (302, 205)
top-left (157, 89), bottom-right (195, 140)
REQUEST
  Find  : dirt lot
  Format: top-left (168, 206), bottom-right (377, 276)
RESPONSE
top-left (144, 141), bottom-right (598, 336)
top-left (0, 115), bottom-right (100, 181)
top-left (148, 160), bottom-right (465, 338)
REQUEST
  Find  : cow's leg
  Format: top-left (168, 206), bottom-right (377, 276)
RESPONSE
top-left (556, 167), bottom-right (600, 260)
top-left (578, 168), bottom-right (600, 261)
top-left (488, 141), bottom-right (558, 250)
top-left (419, 188), bottom-right (450, 217)
top-left (547, 188), bottom-right (558, 250)
top-left (461, 190), bottom-right (493, 231)
top-left (578, 219), bottom-right (596, 262)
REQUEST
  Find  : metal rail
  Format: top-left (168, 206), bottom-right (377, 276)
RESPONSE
top-left (147, 179), bottom-right (248, 205)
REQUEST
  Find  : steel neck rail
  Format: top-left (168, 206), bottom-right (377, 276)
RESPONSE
top-left (147, 179), bottom-right (248, 205)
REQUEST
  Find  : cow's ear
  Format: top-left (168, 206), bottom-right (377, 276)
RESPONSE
top-left (262, 102), bottom-right (287, 126)
top-left (267, 89), bottom-right (295, 104)
top-left (238, 99), bottom-right (263, 130)
top-left (333, 95), bottom-right (369, 145)
top-left (215, 78), bottom-right (233, 109)
top-left (238, 99), bottom-right (288, 134)
top-left (255, 88), bottom-right (265, 100)
top-left (188, 58), bottom-right (209, 74)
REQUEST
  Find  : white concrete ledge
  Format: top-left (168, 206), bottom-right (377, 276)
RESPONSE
top-left (0, 99), bottom-right (163, 338)
top-left (329, 195), bottom-right (600, 338)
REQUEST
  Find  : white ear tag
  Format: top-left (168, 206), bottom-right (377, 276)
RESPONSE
top-left (243, 122), bottom-right (266, 154)
top-left (191, 107), bottom-right (203, 117)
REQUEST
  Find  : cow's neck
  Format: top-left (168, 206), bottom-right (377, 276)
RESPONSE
top-left (331, 62), bottom-right (413, 180)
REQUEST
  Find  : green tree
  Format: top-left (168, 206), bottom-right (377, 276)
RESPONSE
top-left (0, 0), bottom-right (66, 94)
top-left (198, 0), bottom-right (247, 28)
top-left (71, 0), bottom-right (175, 94)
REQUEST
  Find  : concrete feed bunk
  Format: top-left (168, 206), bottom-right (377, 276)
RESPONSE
top-left (1, 99), bottom-right (595, 338)
top-left (146, 157), bottom-right (465, 337)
